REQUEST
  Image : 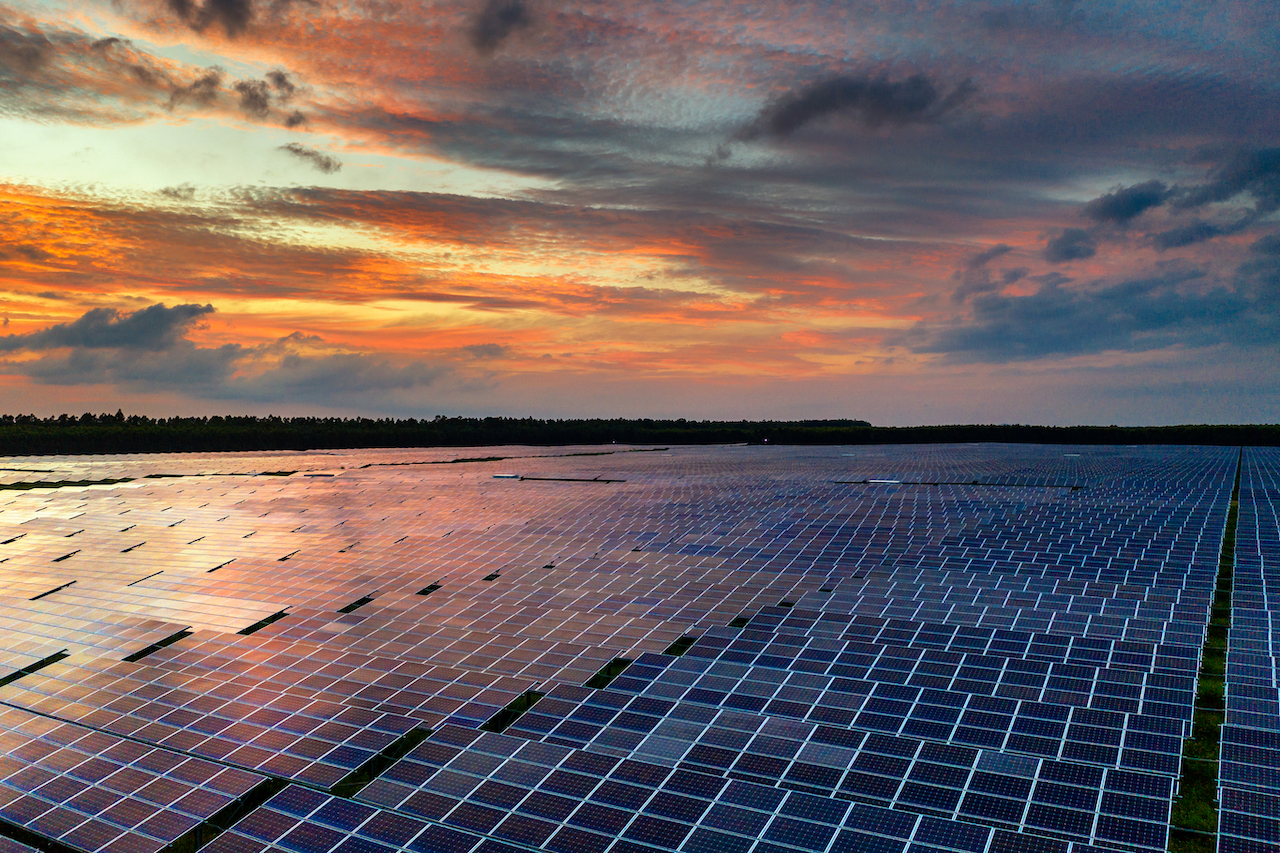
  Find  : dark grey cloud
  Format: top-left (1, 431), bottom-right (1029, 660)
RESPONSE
top-left (0, 304), bottom-right (449, 407)
top-left (21, 340), bottom-right (242, 388)
top-left (952, 244), bottom-right (1014, 303)
top-left (0, 19), bottom-right (308, 127)
top-left (0, 23), bottom-right (173, 121)
top-left (967, 244), bottom-right (1012, 268)
top-left (462, 343), bottom-right (508, 359)
top-left (1177, 148), bottom-right (1280, 213)
top-left (88, 37), bottom-right (169, 89)
top-left (469, 0), bottom-right (532, 56)
top-left (0, 244), bottom-right (55, 264)
top-left (1044, 228), bottom-right (1096, 262)
top-left (911, 269), bottom-right (1259, 362)
top-left (1236, 253), bottom-right (1280, 306)
top-left (1251, 234), bottom-right (1280, 256)
top-left (167, 69), bottom-right (223, 109)
top-left (0, 23), bottom-right (53, 73)
top-left (165, 0), bottom-right (254, 38)
top-left (1083, 180), bottom-right (1169, 225)
top-left (221, 353), bottom-right (447, 402)
top-left (1151, 219), bottom-right (1250, 250)
top-left (266, 69), bottom-right (296, 100)
top-left (1072, 155), bottom-right (1279, 255)
top-left (232, 73), bottom-right (303, 122)
top-left (233, 79), bottom-right (270, 117)
top-left (739, 73), bottom-right (976, 141)
top-left (279, 142), bottom-right (341, 173)
top-left (182, 70), bottom-right (309, 125)
top-left (0, 303), bottom-right (214, 352)
top-left (159, 183), bottom-right (196, 200)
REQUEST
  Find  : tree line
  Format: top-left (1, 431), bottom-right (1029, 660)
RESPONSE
top-left (0, 412), bottom-right (1275, 455)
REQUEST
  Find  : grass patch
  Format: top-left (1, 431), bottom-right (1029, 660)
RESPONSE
top-left (337, 595), bottom-right (375, 614)
top-left (1168, 829), bottom-right (1216, 853)
top-left (237, 609), bottom-right (289, 636)
top-left (1171, 446), bottom-right (1239, 838)
top-left (584, 658), bottom-right (633, 689)
top-left (1171, 787), bottom-right (1218, 833)
top-left (1196, 677), bottom-right (1224, 710)
top-left (1182, 709), bottom-right (1223, 760)
top-left (480, 691), bottom-right (545, 733)
top-left (330, 728), bottom-right (431, 798)
top-left (123, 629), bottom-right (192, 663)
top-left (30, 580), bottom-right (76, 599)
top-left (0, 651), bottom-right (68, 688)
top-left (662, 636), bottom-right (697, 657)
top-left (1199, 646), bottom-right (1225, 677)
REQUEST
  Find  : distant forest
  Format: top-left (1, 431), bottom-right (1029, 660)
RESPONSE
top-left (0, 412), bottom-right (1276, 455)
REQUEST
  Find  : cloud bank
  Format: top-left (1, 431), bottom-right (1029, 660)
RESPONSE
top-left (0, 303), bottom-right (449, 407)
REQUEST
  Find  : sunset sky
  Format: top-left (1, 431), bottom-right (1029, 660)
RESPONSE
top-left (1, 0), bottom-right (1277, 424)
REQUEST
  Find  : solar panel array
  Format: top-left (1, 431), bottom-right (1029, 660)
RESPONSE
top-left (1220, 447), bottom-right (1280, 853)
top-left (0, 703), bottom-right (265, 852)
top-left (0, 443), bottom-right (1244, 853)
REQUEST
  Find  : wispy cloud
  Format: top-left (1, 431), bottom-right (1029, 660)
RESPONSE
top-left (1083, 181), bottom-right (1169, 225)
top-left (279, 143), bottom-right (341, 173)
top-left (468, 0), bottom-right (532, 55)
top-left (739, 73), bottom-right (976, 141)
top-left (1043, 228), bottom-right (1096, 263)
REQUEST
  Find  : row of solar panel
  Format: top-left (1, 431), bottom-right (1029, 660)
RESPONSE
top-left (668, 636), bottom-right (1196, 721)
top-left (144, 633), bottom-right (536, 727)
top-left (751, 599), bottom-right (1210, 647)
top-left (605, 656), bottom-right (1185, 776)
top-left (509, 682), bottom-right (1175, 820)
top-left (1217, 448), bottom-right (1280, 853)
top-left (353, 723), bottom-right (1165, 853)
top-left (745, 607), bottom-right (1204, 651)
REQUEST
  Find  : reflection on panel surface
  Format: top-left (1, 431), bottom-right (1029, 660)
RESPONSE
top-left (0, 444), bottom-right (1249, 852)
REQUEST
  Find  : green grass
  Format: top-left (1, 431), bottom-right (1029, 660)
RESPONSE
top-left (1173, 738), bottom-right (1220, 831)
top-left (1168, 829), bottom-right (1216, 853)
top-left (584, 658), bottom-right (634, 690)
top-left (1182, 708), bottom-right (1223, 761)
top-left (1170, 447), bottom-right (1239, 840)
top-left (480, 690), bottom-right (545, 732)
top-left (1196, 677), bottom-right (1224, 710)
